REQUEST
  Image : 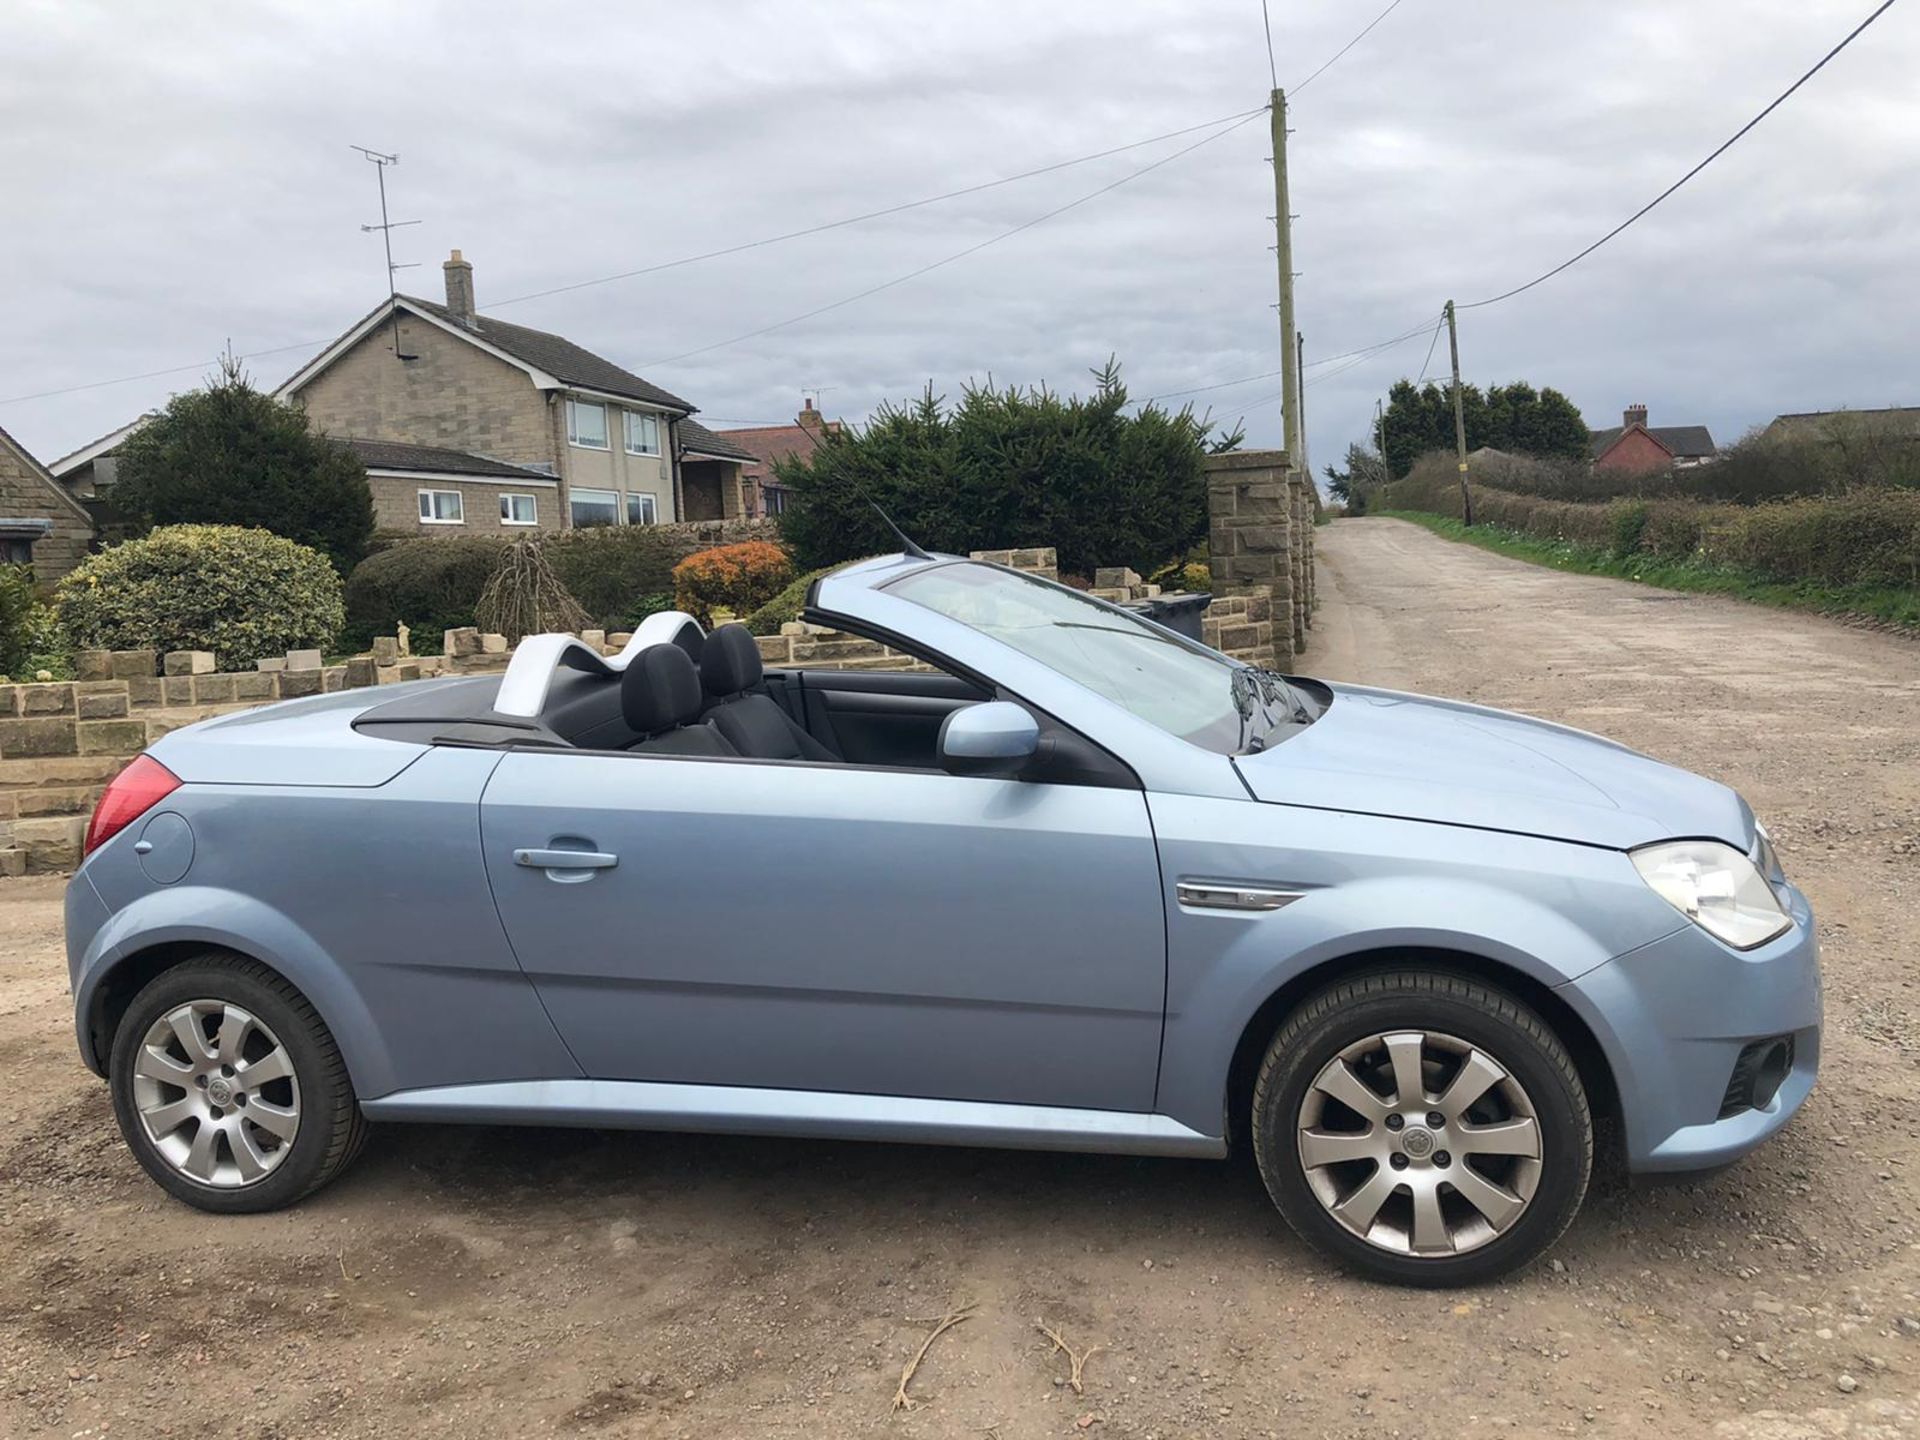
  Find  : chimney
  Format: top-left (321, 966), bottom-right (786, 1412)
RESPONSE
top-left (796, 396), bottom-right (824, 433)
top-left (1623, 403), bottom-right (1648, 429)
top-left (443, 249), bottom-right (476, 323)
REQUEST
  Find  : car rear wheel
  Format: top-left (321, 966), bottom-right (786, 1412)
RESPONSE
top-left (1251, 970), bottom-right (1591, 1286)
top-left (108, 954), bottom-right (367, 1213)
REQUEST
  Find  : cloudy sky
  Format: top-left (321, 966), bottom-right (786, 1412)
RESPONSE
top-left (2, 0), bottom-right (1914, 478)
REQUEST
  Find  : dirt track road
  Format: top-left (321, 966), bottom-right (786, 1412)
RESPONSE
top-left (2, 515), bottom-right (1917, 1439)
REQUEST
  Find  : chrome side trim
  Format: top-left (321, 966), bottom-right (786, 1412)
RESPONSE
top-left (363, 1079), bottom-right (1226, 1158)
top-left (1176, 881), bottom-right (1303, 912)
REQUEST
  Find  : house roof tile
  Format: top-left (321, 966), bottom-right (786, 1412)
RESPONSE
top-left (399, 296), bottom-right (695, 413)
top-left (1590, 423), bottom-right (1716, 460)
top-left (676, 419), bottom-right (755, 462)
top-left (341, 437), bottom-right (554, 479)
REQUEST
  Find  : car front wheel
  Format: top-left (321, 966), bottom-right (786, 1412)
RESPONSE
top-left (1251, 970), bottom-right (1592, 1286)
top-left (108, 953), bottom-right (367, 1213)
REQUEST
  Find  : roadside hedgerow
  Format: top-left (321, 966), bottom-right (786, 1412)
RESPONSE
top-left (342, 536), bottom-right (506, 647)
top-left (56, 524), bottom-right (344, 670)
top-left (672, 540), bottom-right (793, 625)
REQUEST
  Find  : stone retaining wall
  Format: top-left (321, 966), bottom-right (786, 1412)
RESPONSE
top-left (1202, 447), bottom-right (1315, 667)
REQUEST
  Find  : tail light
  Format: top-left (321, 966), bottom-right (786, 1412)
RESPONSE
top-left (84, 755), bottom-right (182, 858)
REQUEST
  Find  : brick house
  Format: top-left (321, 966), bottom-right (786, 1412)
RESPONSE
top-left (0, 423), bottom-right (96, 581)
top-left (1589, 404), bottom-right (1716, 476)
top-left (716, 398), bottom-right (843, 516)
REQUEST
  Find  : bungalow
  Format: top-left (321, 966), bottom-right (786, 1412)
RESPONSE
top-left (1589, 404), bottom-right (1716, 475)
top-left (0, 422), bottom-right (96, 580)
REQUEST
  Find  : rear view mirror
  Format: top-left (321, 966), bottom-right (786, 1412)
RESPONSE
top-left (938, 701), bottom-right (1041, 778)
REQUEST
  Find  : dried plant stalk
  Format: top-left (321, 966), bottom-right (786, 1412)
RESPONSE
top-left (476, 537), bottom-right (591, 643)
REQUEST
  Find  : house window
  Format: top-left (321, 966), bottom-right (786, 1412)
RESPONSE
top-left (418, 489), bottom-right (465, 524)
top-left (625, 492), bottom-right (659, 525)
top-left (1, 537), bottom-right (33, 566)
top-left (567, 399), bottom-right (609, 450)
top-left (625, 411), bottom-right (661, 457)
top-left (570, 487), bottom-right (619, 528)
top-left (500, 493), bottom-right (538, 526)
top-left (763, 485), bottom-right (790, 517)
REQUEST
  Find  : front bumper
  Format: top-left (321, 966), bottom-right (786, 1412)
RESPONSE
top-left (1558, 882), bottom-right (1820, 1175)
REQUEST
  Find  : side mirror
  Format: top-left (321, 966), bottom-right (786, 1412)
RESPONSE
top-left (938, 701), bottom-right (1041, 778)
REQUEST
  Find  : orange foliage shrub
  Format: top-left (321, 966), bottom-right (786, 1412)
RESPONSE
top-left (671, 540), bottom-right (793, 625)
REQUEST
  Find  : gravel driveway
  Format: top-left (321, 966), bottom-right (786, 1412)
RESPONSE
top-left (3, 515), bottom-right (1916, 1438)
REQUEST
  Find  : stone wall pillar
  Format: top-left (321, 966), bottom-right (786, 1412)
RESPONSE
top-left (1288, 470), bottom-right (1310, 654)
top-left (1203, 448), bottom-right (1292, 667)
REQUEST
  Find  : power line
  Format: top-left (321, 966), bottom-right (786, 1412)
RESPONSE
top-left (641, 110), bottom-right (1266, 369)
top-left (487, 107), bottom-right (1266, 311)
top-left (0, 107), bottom-right (1266, 411)
top-left (1459, 0), bottom-right (1901, 310)
top-left (1291, 0), bottom-right (1411, 95)
top-left (1259, 0), bottom-right (1280, 90)
top-left (1413, 313), bottom-right (1445, 383)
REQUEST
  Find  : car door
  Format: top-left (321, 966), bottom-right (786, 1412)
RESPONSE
top-left (478, 744), bottom-right (1168, 1113)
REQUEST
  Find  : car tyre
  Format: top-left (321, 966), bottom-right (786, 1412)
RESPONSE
top-left (1251, 969), bottom-right (1591, 1286)
top-left (109, 953), bottom-right (367, 1213)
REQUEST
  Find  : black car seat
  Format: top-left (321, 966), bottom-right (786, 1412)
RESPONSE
top-left (699, 624), bottom-right (838, 762)
top-left (622, 644), bottom-right (737, 756)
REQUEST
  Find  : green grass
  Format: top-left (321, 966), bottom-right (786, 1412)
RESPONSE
top-left (1372, 510), bottom-right (1920, 631)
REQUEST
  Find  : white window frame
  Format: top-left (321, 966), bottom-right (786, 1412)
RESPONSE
top-left (624, 410), bottom-right (662, 457)
top-left (569, 486), bottom-right (620, 528)
top-left (625, 492), bottom-right (658, 526)
top-left (418, 489), bottom-right (465, 525)
top-left (500, 493), bottom-right (538, 526)
top-left (567, 398), bottom-right (609, 450)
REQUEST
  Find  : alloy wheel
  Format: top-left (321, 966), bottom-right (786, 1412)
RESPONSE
top-left (130, 1000), bottom-right (302, 1188)
top-left (1296, 1028), bottom-right (1542, 1257)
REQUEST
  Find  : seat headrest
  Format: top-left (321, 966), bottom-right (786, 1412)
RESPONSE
top-left (622, 643), bottom-right (705, 735)
top-left (700, 623), bottom-right (764, 698)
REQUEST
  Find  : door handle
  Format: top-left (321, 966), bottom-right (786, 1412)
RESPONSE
top-left (514, 848), bottom-right (619, 871)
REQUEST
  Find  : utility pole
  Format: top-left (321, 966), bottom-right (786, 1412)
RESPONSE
top-left (1270, 89), bottom-right (1299, 466)
top-left (353, 145), bottom-right (420, 360)
top-left (1445, 299), bottom-right (1473, 525)
top-left (1375, 398), bottom-right (1388, 489)
top-left (1295, 331), bottom-right (1309, 481)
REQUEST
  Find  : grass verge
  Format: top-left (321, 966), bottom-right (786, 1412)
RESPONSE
top-left (1372, 509), bottom-right (1920, 632)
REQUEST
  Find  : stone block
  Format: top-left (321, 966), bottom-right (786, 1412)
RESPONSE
top-left (13, 816), bottom-right (86, 872)
top-left (126, 676), bottom-right (164, 707)
top-left (255, 657), bottom-right (287, 673)
top-left (76, 719), bottom-right (146, 756)
top-left (276, 669), bottom-right (323, 699)
top-left (163, 677), bottom-right (195, 705)
top-left (344, 656), bottom-right (377, 688)
top-left (581, 629), bottom-right (607, 650)
top-left (755, 636), bottom-right (795, 666)
top-left (17, 786), bottom-right (96, 818)
top-left (0, 717), bottom-right (80, 758)
top-left (1093, 567), bottom-right (1142, 590)
top-left (0, 685), bottom-right (15, 717)
top-left (232, 672), bottom-right (276, 701)
top-left (163, 650), bottom-right (217, 676)
top-left (606, 632), bottom-right (632, 650)
top-left (968, 549), bottom-right (1015, 566)
top-left (76, 684), bottom-right (130, 720)
top-left (109, 649), bottom-right (158, 679)
top-left (21, 683), bottom-right (76, 716)
top-left (0, 847), bottom-right (25, 878)
top-left (443, 628), bottom-right (482, 658)
top-left (371, 636), bottom-right (400, 665)
top-left (480, 633), bottom-right (509, 654)
top-left (192, 673), bottom-right (237, 705)
top-left (323, 665), bottom-right (347, 693)
top-left (75, 650), bottom-right (114, 681)
top-left (285, 649), bottom-right (323, 672)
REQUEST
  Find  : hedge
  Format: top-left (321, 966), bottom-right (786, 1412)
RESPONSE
top-left (57, 524), bottom-right (345, 670)
top-left (1378, 457), bottom-right (1920, 591)
top-left (672, 541), bottom-right (792, 626)
top-left (343, 535), bottom-right (506, 648)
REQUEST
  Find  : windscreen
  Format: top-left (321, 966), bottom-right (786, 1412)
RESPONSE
top-left (884, 562), bottom-right (1257, 753)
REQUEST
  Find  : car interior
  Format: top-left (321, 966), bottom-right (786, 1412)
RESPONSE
top-left (353, 621), bottom-right (993, 771)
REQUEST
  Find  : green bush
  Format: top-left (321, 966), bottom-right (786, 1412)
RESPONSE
top-left (0, 565), bottom-right (35, 677)
top-left (623, 592), bottom-right (676, 629)
top-left (1378, 456), bottom-right (1920, 595)
top-left (57, 525), bottom-right (344, 670)
top-left (743, 567), bottom-right (831, 635)
top-left (342, 536), bottom-right (506, 647)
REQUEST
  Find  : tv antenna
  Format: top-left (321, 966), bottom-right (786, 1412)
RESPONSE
top-left (353, 145), bottom-right (420, 360)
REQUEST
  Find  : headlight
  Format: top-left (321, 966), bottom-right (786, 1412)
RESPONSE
top-left (1631, 840), bottom-right (1791, 950)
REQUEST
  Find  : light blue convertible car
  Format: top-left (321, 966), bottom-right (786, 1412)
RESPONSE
top-left (66, 551), bottom-right (1819, 1285)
